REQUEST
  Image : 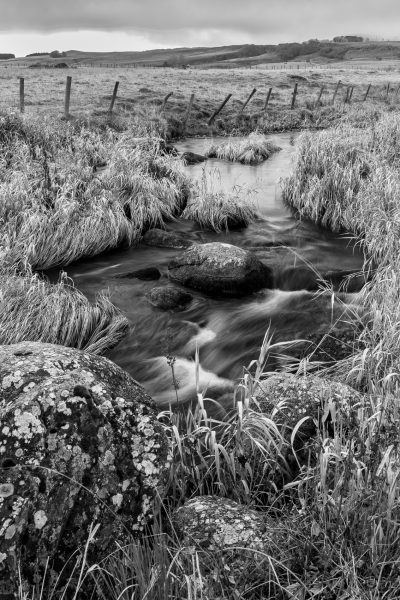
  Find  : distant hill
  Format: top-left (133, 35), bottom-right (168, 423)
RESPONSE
top-left (8, 40), bottom-right (400, 68)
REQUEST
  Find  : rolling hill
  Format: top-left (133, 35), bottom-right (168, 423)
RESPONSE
top-left (7, 40), bottom-right (400, 68)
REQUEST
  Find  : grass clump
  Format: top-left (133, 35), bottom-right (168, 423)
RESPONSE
top-left (0, 112), bottom-right (189, 271)
top-left (206, 132), bottom-right (281, 165)
top-left (0, 270), bottom-right (128, 353)
top-left (182, 169), bottom-right (259, 231)
top-left (107, 134), bottom-right (189, 231)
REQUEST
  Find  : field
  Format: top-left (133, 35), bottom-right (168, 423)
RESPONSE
top-left (1, 63), bottom-right (400, 136)
top-left (2, 64), bottom-right (400, 599)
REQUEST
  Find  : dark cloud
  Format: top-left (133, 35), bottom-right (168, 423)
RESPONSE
top-left (2, 0), bottom-right (399, 43)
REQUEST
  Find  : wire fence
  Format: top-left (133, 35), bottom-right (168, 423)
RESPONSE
top-left (0, 65), bottom-right (399, 122)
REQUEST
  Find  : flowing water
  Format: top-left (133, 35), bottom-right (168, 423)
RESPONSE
top-left (50, 133), bottom-right (364, 409)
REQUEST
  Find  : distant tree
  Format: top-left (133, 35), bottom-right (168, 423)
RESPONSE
top-left (333, 35), bottom-right (363, 43)
top-left (276, 43), bottom-right (302, 61)
top-left (0, 54), bottom-right (15, 60)
top-left (49, 50), bottom-right (67, 58)
top-left (26, 52), bottom-right (50, 57)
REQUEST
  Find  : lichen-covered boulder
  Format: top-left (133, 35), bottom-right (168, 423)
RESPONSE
top-left (146, 285), bottom-right (193, 311)
top-left (168, 242), bottom-right (273, 297)
top-left (173, 496), bottom-right (290, 597)
top-left (0, 342), bottom-right (170, 596)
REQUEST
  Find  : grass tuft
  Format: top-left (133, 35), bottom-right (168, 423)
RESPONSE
top-left (206, 132), bottom-right (281, 165)
top-left (182, 169), bottom-right (259, 231)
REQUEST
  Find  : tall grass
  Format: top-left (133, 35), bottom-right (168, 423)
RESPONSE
top-left (206, 132), bottom-right (281, 165)
top-left (283, 109), bottom-right (400, 389)
top-left (0, 270), bottom-right (128, 353)
top-left (0, 112), bottom-right (189, 271)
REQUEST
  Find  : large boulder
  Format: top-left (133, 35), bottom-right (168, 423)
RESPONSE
top-left (0, 342), bottom-right (170, 596)
top-left (168, 242), bottom-right (273, 297)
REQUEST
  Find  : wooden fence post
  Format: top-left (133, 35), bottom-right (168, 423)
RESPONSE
top-left (386, 82), bottom-right (390, 98)
top-left (316, 86), bottom-right (325, 106)
top-left (348, 87), bottom-right (354, 103)
top-left (263, 87), bottom-right (273, 111)
top-left (64, 76), bottom-right (72, 118)
top-left (19, 77), bottom-right (25, 113)
top-left (208, 93), bottom-right (232, 125)
top-left (108, 81), bottom-right (119, 114)
top-left (162, 92), bottom-right (173, 109)
top-left (291, 83), bottom-right (298, 109)
top-left (364, 84), bottom-right (371, 102)
top-left (239, 88), bottom-right (257, 114)
top-left (332, 80), bottom-right (341, 104)
top-left (344, 86), bottom-right (351, 104)
top-left (182, 93), bottom-right (195, 135)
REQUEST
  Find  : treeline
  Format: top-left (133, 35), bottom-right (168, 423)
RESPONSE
top-left (276, 39), bottom-right (352, 61)
top-left (26, 51), bottom-right (67, 58)
top-left (0, 54), bottom-right (15, 60)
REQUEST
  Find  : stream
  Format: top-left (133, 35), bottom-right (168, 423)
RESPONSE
top-left (50, 133), bottom-right (364, 410)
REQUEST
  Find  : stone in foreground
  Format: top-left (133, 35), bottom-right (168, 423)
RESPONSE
top-left (173, 496), bottom-right (290, 597)
top-left (168, 242), bottom-right (273, 297)
top-left (0, 342), bottom-right (170, 596)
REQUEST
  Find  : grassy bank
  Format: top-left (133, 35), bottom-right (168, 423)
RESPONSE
top-left (0, 110), bottom-right (189, 352)
top-left (283, 107), bottom-right (400, 388)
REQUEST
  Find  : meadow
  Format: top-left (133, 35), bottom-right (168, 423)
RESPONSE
top-left (2, 64), bottom-right (400, 599)
top-left (1, 62), bottom-right (400, 135)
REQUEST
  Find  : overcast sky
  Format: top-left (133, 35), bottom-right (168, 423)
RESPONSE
top-left (1, 0), bottom-right (399, 56)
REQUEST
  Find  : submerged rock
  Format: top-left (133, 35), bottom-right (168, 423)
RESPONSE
top-left (168, 242), bottom-right (273, 297)
top-left (142, 228), bottom-right (192, 249)
top-left (115, 266), bottom-right (161, 281)
top-left (0, 342), bottom-right (170, 596)
top-left (146, 286), bottom-right (193, 310)
top-left (181, 151), bottom-right (207, 165)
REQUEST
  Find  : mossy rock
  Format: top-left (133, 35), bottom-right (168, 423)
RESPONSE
top-left (255, 373), bottom-right (363, 443)
top-left (145, 285), bottom-right (192, 311)
top-left (0, 342), bottom-right (170, 596)
top-left (168, 242), bottom-right (273, 297)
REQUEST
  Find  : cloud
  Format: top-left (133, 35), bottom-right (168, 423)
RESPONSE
top-left (2, 0), bottom-right (400, 54)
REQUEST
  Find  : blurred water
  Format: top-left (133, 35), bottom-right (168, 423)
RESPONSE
top-left (49, 133), bottom-right (364, 408)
